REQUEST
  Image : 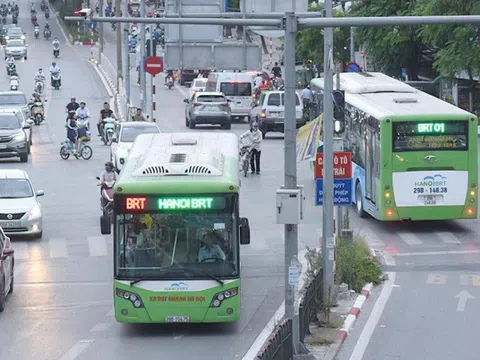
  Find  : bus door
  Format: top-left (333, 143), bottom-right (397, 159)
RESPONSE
top-left (365, 126), bottom-right (377, 203)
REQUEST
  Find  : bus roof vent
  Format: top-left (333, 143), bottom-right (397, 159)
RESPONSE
top-left (170, 153), bottom-right (187, 163)
top-left (184, 165), bottom-right (216, 175)
top-left (393, 97), bottom-right (418, 104)
top-left (141, 165), bottom-right (170, 175)
top-left (172, 138), bottom-right (197, 146)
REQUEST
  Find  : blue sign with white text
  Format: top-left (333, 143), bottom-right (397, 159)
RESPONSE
top-left (315, 179), bottom-right (352, 206)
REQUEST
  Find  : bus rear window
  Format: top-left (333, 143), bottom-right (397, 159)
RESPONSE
top-left (392, 120), bottom-right (468, 152)
top-left (220, 82), bottom-right (252, 96)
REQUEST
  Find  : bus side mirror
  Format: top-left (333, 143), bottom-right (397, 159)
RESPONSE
top-left (239, 217), bottom-right (250, 245)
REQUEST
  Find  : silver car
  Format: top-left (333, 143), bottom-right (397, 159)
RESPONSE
top-left (184, 92), bottom-right (232, 129)
top-left (5, 27), bottom-right (25, 41)
top-left (0, 169), bottom-right (44, 238)
top-left (0, 92), bottom-right (32, 144)
top-left (4, 39), bottom-right (27, 60)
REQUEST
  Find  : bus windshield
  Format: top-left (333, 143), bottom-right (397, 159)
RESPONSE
top-left (114, 194), bottom-right (239, 280)
top-left (392, 120), bottom-right (468, 152)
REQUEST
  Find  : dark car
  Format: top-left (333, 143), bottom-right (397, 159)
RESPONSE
top-left (179, 70), bottom-right (199, 86)
top-left (0, 226), bottom-right (14, 312)
top-left (0, 111), bottom-right (33, 162)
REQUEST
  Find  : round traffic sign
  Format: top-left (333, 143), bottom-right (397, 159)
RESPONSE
top-left (345, 62), bottom-right (361, 73)
top-left (144, 56), bottom-right (163, 76)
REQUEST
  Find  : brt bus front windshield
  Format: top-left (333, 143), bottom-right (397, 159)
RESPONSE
top-left (114, 194), bottom-right (239, 280)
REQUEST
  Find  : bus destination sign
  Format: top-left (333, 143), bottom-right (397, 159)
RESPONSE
top-left (123, 196), bottom-right (226, 212)
top-left (417, 123), bottom-right (445, 133)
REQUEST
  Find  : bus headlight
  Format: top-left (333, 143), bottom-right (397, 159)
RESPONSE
top-left (385, 192), bottom-right (391, 198)
top-left (209, 287), bottom-right (238, 308)
top-left (116, 288), bottom-right (144, 308)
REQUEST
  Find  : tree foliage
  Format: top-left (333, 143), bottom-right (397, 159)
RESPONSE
top-left (295, 9), bottom-right (350, 70)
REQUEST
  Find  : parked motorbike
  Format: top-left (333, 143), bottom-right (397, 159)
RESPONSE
top-left (51, 72), bottom-right (61, 89)
top-left (34, 80), bottom-right (44, 94)
top-left (239, 141), bottom-right (253, 177)
top-left (166, 76), bottom-right (174, 90)
top-left (101, 117), bottom-right (115, 146)
top-left (53, 45), bottom-right (60, 58)
top-left (96, 176), bottom-right (114, 234)
top-left (9, 75), bottom-right (18, 91)
top-left (31, 101), bottom-right (44, 125)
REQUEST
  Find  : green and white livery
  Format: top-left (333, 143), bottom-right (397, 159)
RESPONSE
top-left (112, 133), bottom-right (251, 323)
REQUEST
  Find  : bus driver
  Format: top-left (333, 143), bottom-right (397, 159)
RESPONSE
top-left (198, 232), bottom-right (226, 263)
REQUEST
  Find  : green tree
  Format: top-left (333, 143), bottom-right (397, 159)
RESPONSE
top-left (418, 0), bottom-right (480, 81)
top-left (296, 9), bottom-right (350, 71)
top-left (350, 0), bottom-right (426, 80)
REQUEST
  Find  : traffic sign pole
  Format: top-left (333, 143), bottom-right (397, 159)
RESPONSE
top-left (144, 56), bottom-right (163, 123)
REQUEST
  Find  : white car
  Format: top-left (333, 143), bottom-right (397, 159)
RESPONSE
top-left (110, 121), bottom-right (160, 171)
top-left (188, 78), bottom-right (207, 98)
top-left (0, 169), bottom-right (44, 238)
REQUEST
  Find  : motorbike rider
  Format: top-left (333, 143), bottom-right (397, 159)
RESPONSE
top-left (43, 23), bottom-right (50, 37)
top-left (132, 108), bottom-right (146, 121)
top-left (28, 92), bottom-right (44, 120)
top-left (98, 102), bottom-right (116, 137)
top-left (6, 55), bottom-right (15, 72)
top-left (52, 37), bottom-right (60, 49)
top-left (66, 96), bottom-right (79, 114)
top-left (240, 122), bottom-right (262, 175)
top-left (66, 110), bottom-right (79, 156)
top-left (34, 68), bottom-right (45, 90)
top-left (165, 69), bottom-right (174, 85)
top-left (49, 61), bottom-right (61, 86)
top-left (76, 101), bottom-right (90, 130)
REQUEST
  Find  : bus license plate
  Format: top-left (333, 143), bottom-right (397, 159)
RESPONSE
top-left (424, 195), bottom-right (437, 205)
top-left (165, 316), bottom-right (190, 323)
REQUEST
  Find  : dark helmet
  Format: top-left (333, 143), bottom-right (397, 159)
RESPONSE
top-left (105, 161), bottom-right (114, 168)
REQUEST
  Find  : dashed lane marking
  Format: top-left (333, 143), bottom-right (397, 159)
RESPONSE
top-left (49, 237), bottom-right (69, 259)
top-left (398, 232), bottom-right (423, 245)
top-left (88, 236), bottom-right (108, 257)
top-left (58, 339), bottom-right (94, 360)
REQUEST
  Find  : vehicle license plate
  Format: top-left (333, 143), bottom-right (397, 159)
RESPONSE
top-left (1, 222), bottom-right (18, 228)
top-left (0, 144), bottom-right (7, 149)
top-left (204, 106), bottom-right (215, 111)
top-left (165, 316), bottom-right (190, 323)
top-left (424, 195), bottom-right (437, 205)
top-left (270, 112), bottom-right (279, 118)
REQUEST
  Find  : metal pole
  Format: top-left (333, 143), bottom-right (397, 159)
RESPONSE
top-left (115, 0), bottom-right (122, 92)
top-left (140, 0), bottom-right (147, 111)
top-left (334, 68), bottom-right (342, 236)
top-left (322, 0), bottom-right (335, 307)
top-left (149, 25), bottom-right (154, 120)
top-left (283, 11), bottom-right (302, 355)
top-left (152, 75), bottom-right (157, 122)
top-left (350, 27), bottom-right (355, 62)
top-left (241, 0), bottom-right (246, 70)
top-left (98, 0), bottom-right (103, 63)
top-left (124, 28), bottom-right (131, 106)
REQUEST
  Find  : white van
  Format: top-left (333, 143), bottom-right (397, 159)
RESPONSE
top-left (205, 72), bottom-right (254, 121)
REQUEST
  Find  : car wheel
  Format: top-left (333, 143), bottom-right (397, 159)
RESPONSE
top-left (0, 278), bottom-right (5, 312)
top-left (8, 263), bottom-right (13, 294)
top-left (24, 56), bottom-right (27, 60)
top-left (189, 119), bottom-right (196, 129)
top-left (185, 116), bottom-right (189, 127)
top-left (222, 122), bottom-right (231, 130)
top-left (20, 153), bottom-right (28, 163)
top-left (27, 143), bottom-right (31, 154)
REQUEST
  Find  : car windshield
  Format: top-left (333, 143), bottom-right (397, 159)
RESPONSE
top-left (7, 40), bottom-right (24, 47)
top-left (115, 194), bottom-right (239, 280)
top-left (196, 95), bottom-right (225, 103)
top-left (0, 115), bottom-right (20, 129)
top-left (120, 126), bottom-right (160, 142)
top-left (0, 94), bottom-right (27, 105)
top-left (0, 179), bottom-right (33, 198)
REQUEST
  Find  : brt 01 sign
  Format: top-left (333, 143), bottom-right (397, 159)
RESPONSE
top-left (315, 179), bottom-right (353, 206)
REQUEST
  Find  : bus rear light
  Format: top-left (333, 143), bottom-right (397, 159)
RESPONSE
top-left (386, 209), bottom-right (393, 217)
top-left (466, 208), bottom-right (475, 216)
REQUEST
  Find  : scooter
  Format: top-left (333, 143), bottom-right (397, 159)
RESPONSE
top-left (34, 27), bottom-right (39, 38)
top-left (166, 76), bottom-right (174, 90)
top-left (51, 72), bottom-right (61, 89)
top-left (102, 117), bottom-right (116, 145)
top-left (53, 45), bottom-right (60, 58)
top-left (45, 9), bottom-right (49, 19)
top-left (96, 177), bottom-right (114, 234)
top-left (34, 80), bottom-right (44, 94)
top-left (44, 29), bottom-right (51, 40)
top-left (40, 1), bottom-right (45, 11)
top-left (6, 63), bottom-right (16, 76)
top-left (77, 115), bottom-right (90, 131)
top-left (9, 75), bottom-right (18, 91)
top-left (31, 101), bottom-right (45, 125)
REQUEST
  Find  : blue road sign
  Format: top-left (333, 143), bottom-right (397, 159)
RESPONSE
top-left (315, 178), bottom-right (353, 206)
top-left (90, 21), bottom-right (97, 29)
top-left (345, 62), bottom-right (361, 73)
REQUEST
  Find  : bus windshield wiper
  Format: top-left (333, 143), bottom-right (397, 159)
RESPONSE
top-left (130, 278), bottom-right (148, 286)
top-left (183, 268), bottom-right (224, 286)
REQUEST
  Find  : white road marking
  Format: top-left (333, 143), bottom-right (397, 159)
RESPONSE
top-left (106, 308), bottom-right (115, 317)
top-left (90, 323), bottom-right (111, 332)
top-left (394, 249), bottom-right (480, 257)
top-left (13, 242), bottom-right (29, 260)
top-left (88, 236), bottom-right (108, 257)
top-left (58, 339), bottom-right (94, 360)
top-left (398, 232), bottom-right (423, 245)
top-left (361, 230), bottom-right (385, 247)
top-left (435, 231), bottom-right (461, 244)
top-left (348, 253), bottom-right (396, 360)
top-left (455, 290), bottom-right (474, 312)
top-left (49, 238), bottom-right (68, 258)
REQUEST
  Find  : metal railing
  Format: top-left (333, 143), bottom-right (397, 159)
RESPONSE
top-left (298, 268), bottom-right (323, 343)
top-left (255, 319), bottom-right (293, 360)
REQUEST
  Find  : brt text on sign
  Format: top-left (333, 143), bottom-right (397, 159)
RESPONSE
top-left (315, 152), bottom-right (352, 179)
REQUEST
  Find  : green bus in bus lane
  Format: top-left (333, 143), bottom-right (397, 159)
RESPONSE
top-left (109, 132), bottom-right (251, 323)
top-left (310, 72), bottom-right (478, 221)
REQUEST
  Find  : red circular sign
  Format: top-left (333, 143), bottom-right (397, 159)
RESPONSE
top-left (144, 56), bottom-right (164, 76)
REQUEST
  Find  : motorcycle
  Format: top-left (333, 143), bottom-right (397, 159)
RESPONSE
top-left (44, 29), bottom-right (51, 40)
top-left (34, 80), bottom-right (44, 94)
top-left (53, 45), bottom-right (59, 58)
top-left (6, 63), bottom-right (15, 76)
top-left (9, 75), bottom-right (18, 91)
top-left (239, 141), bottom-right (253, 178)
top-left (166, 76), bottom-right (174, 90)
top-left (96, 177), bottom-right (114, 233)
top-left (31, 14), bottom-right (37, 25)
top-left (40, 1), bottom-right (45, 11)
top-left (30, 7), bottom-right (35, 15)
top-left (31, 101), bottom-right (44, 125)
top-left (51, 72), bottom-right (61, 89)
top-left (77, 115), bottom-right (90, 131)
top-left (101, 117), bottom-right (115, 145)
top-left (34, 27), bottom-right (39, 38)
top-left (12, 15), bottom-right (17, 24)
top-left (45, 9), bottom-right (49, 19)
top-left (7, 5), bottom-right (11, 14)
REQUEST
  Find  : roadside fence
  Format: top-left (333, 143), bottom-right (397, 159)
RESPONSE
top-left (255, 319), bottom-right (293, 360)
top-left (298, 268), bottom-right (323, 342)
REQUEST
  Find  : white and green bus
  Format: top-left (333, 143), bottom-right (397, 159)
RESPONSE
top-left (310, 72), bottom-right (478, 221)
top-left (109, 133), bottom-right (251, 323)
